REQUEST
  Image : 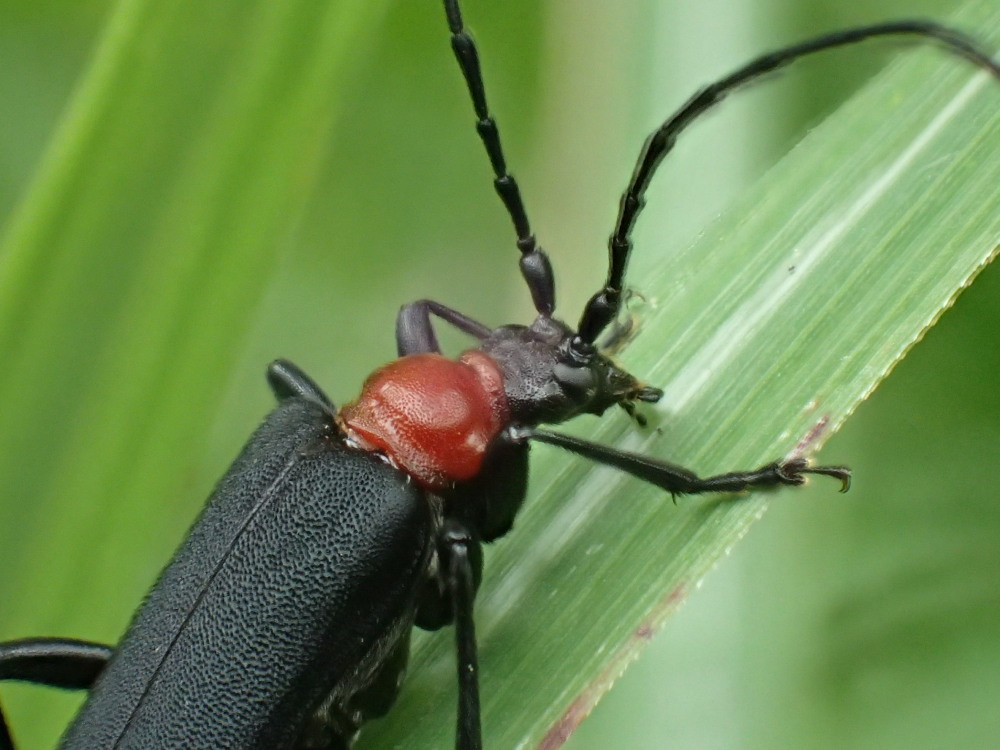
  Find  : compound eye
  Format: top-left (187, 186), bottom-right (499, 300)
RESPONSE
top-left (553, 362), bottom-right (597, 399)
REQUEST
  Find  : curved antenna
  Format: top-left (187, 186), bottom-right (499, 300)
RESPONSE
top-left (576, 20), bottom-right (1000, 346)
top-left (443, 0), bottom-right (556, 317)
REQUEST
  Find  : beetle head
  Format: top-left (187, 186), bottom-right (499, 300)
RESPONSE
top-left (480, 316), bottom-right (661, 428)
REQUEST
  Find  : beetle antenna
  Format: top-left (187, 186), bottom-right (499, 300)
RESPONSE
top-left (575, 20), bottom-right (1000, 345)
top-left (443, 0), bottom-right (556, 318)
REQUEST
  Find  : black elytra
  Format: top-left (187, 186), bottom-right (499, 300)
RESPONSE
top-left (2, 2), bottom-right (1000, 749)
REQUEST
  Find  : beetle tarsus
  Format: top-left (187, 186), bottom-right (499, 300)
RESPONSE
top-left (781, 460), bottom-right (852, 492)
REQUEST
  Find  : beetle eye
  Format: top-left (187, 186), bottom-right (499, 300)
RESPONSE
top-left (553, 362), bottom-right (597, 397)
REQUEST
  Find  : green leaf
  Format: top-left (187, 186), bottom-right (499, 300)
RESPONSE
top-left (361, 2), bottom-right (1000, 748)
top-left (0, 0), bottom-right (389, 747)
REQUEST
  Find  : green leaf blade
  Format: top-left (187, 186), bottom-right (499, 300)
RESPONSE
top-left (0, 1), bottom-right (388, 746)
top-left (362, 3), bottom-right (1000, 748)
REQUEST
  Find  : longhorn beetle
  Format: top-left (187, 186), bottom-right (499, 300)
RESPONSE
top-left (2, 1), bottom-right (1000, 748)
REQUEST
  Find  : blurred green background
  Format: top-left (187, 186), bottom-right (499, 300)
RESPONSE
top-left (1, 0), bottom-right (998, 749)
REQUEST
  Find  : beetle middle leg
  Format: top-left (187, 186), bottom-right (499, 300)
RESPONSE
top-left (0, 638), bottom-right (112, 750)
top-left (443, 521), bottom-right (483, 750)
top-left (412, 519), bottom-right (485, 750)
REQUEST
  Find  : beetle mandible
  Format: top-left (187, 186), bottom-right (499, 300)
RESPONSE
top-left (2, 1), bottom-right (1000, 749)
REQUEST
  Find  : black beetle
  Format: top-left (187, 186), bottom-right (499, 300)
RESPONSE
top-left (2, 1), bottom-right (1000, 748)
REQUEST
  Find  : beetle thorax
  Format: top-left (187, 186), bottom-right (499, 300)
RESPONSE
top-left (339, 351), bottom-right (509, 491)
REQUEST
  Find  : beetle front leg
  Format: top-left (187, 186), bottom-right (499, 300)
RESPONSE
top-left (267, 359), bottom-right (336, 411)
top-left (0, 638), bottom-right (112, 750)
top-left (522, 427), bottom-right (851, 496)
top-left (395, 300), bottom-right (492, 356)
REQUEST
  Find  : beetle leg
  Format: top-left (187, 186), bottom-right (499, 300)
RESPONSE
top-left (436, 520), bottom-right (483, 750)
top-left (396, 300), bottom-right (492, 356)
top-left (444, 431), bottom-right (529, 543)
top-left (0, 637), bottom-right (111, 690)
top-left (295, 630), bottom-right (413, 750)
top-left (0, 638), bottom-right (112, 750)
top-left (267, 359), bottom-right (336, 412)
top-left (520, 427), bottom-right (851, 496)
